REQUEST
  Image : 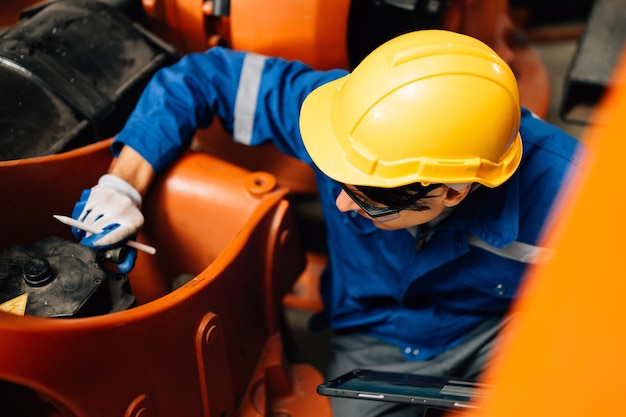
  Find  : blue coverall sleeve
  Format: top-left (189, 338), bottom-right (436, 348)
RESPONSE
top-left (113, 47), bottom-right (346, 173)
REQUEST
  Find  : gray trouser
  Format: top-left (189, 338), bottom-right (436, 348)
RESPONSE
top-left (326, 316), bottom-right (507, 417)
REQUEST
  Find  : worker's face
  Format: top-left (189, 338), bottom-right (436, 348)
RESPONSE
top-left (336, 184), bottom-right (469, 230)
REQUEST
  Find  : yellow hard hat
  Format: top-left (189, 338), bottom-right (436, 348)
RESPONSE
top-left (299, 30), bottom-right (522, 188)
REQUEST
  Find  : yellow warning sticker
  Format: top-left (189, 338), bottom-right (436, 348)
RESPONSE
top-left (0, 293), bottom-right (28, 315)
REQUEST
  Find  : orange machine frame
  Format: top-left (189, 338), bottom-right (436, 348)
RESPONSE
top-left (0, 141), bottom-right (330, 416)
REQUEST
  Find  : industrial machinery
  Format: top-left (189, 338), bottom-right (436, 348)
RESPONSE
top-left (2, 0), bottom-right (620, 416)
top-left (0, 236), bottom-right (135, 318)
top-left (0, 139), bottom-right (327, 416)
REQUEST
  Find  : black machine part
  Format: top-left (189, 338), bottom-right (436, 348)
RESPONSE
top-left (0, 0), bottom-right (177, 161)
top-left (0, 236), bottom-right (135, 318)
top-left (347, 0), bottom-right (449, 68)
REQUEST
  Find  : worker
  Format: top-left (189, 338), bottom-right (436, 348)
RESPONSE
top-left (70, 30), bottom-right (584, 416)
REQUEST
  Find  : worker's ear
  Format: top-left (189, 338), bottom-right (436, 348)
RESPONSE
top-left (442, 184), bottom-right (472, 207)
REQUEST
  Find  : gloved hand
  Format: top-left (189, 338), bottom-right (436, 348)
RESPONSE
top-left (72, 174), bottom-right (144, 273)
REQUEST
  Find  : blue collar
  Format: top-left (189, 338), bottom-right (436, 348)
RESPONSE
top-left (442, 173), bottom-right (520, 248)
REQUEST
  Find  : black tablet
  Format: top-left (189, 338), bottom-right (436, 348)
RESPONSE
top-left (317, 369), bottom-right (487, 410)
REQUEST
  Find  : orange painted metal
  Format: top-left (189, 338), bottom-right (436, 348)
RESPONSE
top-left (141, 0), bottom-right (226, 54)
top-left (0, 0), bottom-right (40, 26)
top-left (461, 53), bottom-right (626, 417)
top-left (229, 0), bottom-right (351, 70)
top-left (192, 123), bottom-right (319, 195)
top-left (141, 0), bottom-right (350, 69)
top-left (238, 333), bottom-right (331, 417)
top-left (0, 140), bottom-right (112, 249)
top-left (283, 252), bottom-right (326, 312)
top-left (0, 144), bottom-right (330, 416)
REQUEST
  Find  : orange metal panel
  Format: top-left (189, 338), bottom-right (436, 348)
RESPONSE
top-left (0, 144), bottom-right (329, 416)
top-left (230, 0), bottom-right (350, 70)
top-left (0, 140), bottom-right (112, 249)
top-left (238, 334), bottom-right (331, 417)
top-left (0, 0), bottom-right (40, 26)
top-left (192, 123), bottom-right (319, 195)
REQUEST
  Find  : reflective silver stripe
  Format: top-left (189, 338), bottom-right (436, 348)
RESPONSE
top-left (234, 53), bottom-right (267, 144)
top-left (467, 235), bottom-right (554, 265)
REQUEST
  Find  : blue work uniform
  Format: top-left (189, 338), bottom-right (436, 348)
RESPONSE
top-left (114, 47), bottom-right (584, 362)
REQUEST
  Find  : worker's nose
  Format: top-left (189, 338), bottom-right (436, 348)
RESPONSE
top-left (336, 190), bottom-right (360, 213)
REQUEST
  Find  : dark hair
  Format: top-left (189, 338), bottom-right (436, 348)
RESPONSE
top-left (355, 182), bottom-right (443, 212)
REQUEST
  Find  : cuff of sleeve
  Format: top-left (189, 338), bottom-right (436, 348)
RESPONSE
top-left (98, 174), bottom-right (142, 208)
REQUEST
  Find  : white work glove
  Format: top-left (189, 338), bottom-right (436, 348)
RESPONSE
top-left (71, 174), bottom-right (144, 247)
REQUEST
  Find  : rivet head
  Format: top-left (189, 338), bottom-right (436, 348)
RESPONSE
top-left (244, 172), bottom-right (277, 197)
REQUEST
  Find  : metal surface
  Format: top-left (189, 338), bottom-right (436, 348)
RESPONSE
top-left (0, 236), bottom-right (134, 317)
top-left (0, 0), bottom-right (176, 161)
top-left (0, 146), bottom-right (321, 416)
top-left (561, 0), bottom-right (626, 123)
top-left (0, 237), bottom-right (135, 317)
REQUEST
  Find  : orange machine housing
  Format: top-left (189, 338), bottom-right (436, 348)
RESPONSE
top-left (0, 141), bottom-right (330, 417)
